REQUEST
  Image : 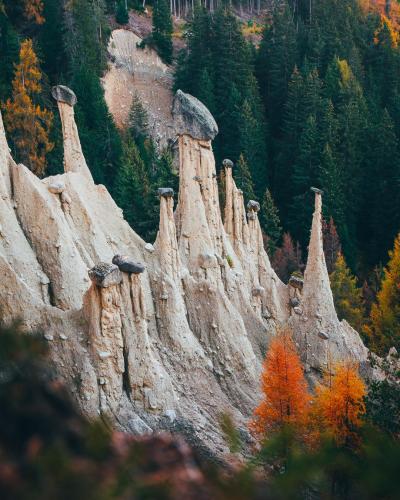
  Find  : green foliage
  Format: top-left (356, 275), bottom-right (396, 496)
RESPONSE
top-left (260, 189), bottom-right (282, 256)
top-left (116, 1), bottom-right (129, 25)
top-left (365, 380), bottom-right (400, 437)
top-left (330, 253), bottom-right (365, 332)
top-left (235, 153), bottom-right (255, 202)
top-left (152, 0), bottom-right (173, 64)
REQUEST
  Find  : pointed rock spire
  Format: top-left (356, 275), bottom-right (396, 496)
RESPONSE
top-left (52, 86), bottom-right (93, 180)
top-left (302, 188), bottom-right (337, 323)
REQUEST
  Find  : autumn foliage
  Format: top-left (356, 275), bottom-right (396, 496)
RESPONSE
top-left (23, 0), bottom-right (44, 24)
top-left (3, 39), bottom-right (53, 176)
top-left (312, 362), bottom-right (366, 447)
top-left (251, 329), bottom-right (310, 438)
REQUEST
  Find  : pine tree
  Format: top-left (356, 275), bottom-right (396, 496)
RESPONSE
top-left (128, 93), bottom-right (149, 140)
top-left (3, 39), bottom-right (53, 176)
top-left (330, 253), bottom-right (365, 332)
top-left (313, 362), bottom-right (366, 447)
top-left (256, 1), bottom-right (297, 132)
top-left (116, 0), bottom-right (129, 25)
top-left (260, 189), bottom-right (282, 256)
top-left (364, 108), bottom-right (400, 266)
top-left (114, 135), bottom-right (152, 237)
top-left (0, 11), bottom-right (19, 101)
top-left (152, 0), bottom-right (173, 64)
top-left (364, 234), bottom-right (400, 354)
top-left (237, 98), bottom-right (268, 193)
top-left (288, 114), bottom-right (319, 248)
top-left (234, 153), bottom-right (255, 203)
top-left (251, 328), bottom-right (311, 439)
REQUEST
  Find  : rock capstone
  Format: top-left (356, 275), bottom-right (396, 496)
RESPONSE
top-left (88, 263), bottom-right (122, 288)
top-left (157, 187), bottom-right (174, 198)
top-left (172, 90), bottom-right (218, 141)
top-left (112, 255), bottom-right (145, 274)
top-left (288, 275), bottom-right (304, 290)
top-left (51, 85), bottom-right (77, 107)
top-left (222, 159), bottom-right (234, 169)
top-left (247, 200), bottom-right (260, 213)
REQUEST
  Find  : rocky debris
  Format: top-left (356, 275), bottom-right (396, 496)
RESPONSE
top-left (112, 254), bottom-right (145, 274)
top-left (289, 275), bottom-right (304, 290)
top-left (51, 85), bottom-right (77, 107)
top-left (157, 187), bottom-right (174, 198)
top-left (89, 263), bottom-right (122, 287)
top-left (48, 180), bottom-right (65, 194)
top-left (173, 90), bottom-right (218, 141)
top-left (318, 331), bottom-right (330, 340)
top-left (247, 200), bottom-right (260, 212)
top-left (222, 158), bottom-right (233, 169)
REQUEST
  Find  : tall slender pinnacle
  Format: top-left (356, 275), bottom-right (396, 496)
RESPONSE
top-left (302, 189), bottom-right (337, 321)
top-left (52, 86), bottom-right (93, 181)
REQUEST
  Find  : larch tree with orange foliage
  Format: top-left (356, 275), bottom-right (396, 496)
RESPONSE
top-left (3, 39), bottom-right (53, 176)
top-left (313, 362), bottom-right (366, 448)
top-left (251, 329), bottom-right (311, 439)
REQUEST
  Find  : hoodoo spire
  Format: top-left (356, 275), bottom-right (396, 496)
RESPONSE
top-left (52, 85), bottom-right (93, 180)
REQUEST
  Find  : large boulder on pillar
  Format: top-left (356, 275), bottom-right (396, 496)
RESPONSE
top-left (51, 85), bottom-right (77, 107)
top-left (172, 90), bottom-right (218, 141)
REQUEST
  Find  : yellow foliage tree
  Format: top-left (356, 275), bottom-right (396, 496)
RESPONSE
top-left (251, 328), bottom-right (311, 439)
top-left (364, 234), bottom-right (400, 354)
top-left (313, 362), bottom-right (366, 447)
top-left (3, 39), bottom-right (53, 176)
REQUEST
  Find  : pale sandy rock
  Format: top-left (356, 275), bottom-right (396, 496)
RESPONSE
top-left (0, 89), bottom-right (378, 457)
top-left (290, 191), bottom-right (368, 373)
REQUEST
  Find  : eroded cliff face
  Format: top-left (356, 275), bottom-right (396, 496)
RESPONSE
top-left (0, 87), bottom-right (372, 455)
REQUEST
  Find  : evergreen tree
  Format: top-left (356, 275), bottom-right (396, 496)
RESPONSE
top-left (363, 108), bottom-right (400, 266)
top-left (330, 253), bottom-right (365, 332)
top-left (256, 1), bottom-right (297, 132)
top-left (152, 0), bottom-right (173, 64)
top-left (3, 39), bottom-right (53, 176)
top-left (128, 92), bottom-right (149, 140)
top-left (116, 0), bottom-right (129, 25)
top-left (234, 153), bottom-right (255, 203)
top-left (0, 12), bottom-right (19, 102)
top-left (260, 189), bottom-right (282, 256)
top-left (114, 135), bottom-right (153, 238)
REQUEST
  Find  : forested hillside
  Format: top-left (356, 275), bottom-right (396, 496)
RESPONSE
top-left (0, 0), bottom-right (399, 353)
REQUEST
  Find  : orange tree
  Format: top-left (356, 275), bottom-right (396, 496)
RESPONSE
top-left (3, 39), bottom-right (53, 176)
top-left (251, 328), bottom-right (311, 440)
top-left (313, 362), bottom-right (366, 448)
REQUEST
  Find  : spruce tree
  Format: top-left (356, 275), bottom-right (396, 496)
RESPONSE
top-left (260, 189), bottom-right (282, 256)
top-left (152, 0), bottom-right (173, 64)
top-left (116, 0), bottom-right (129, 25)
top-left (128, 93), bottom-right (149, 140)
top-left (234, 154), bottom-right (255, 203)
